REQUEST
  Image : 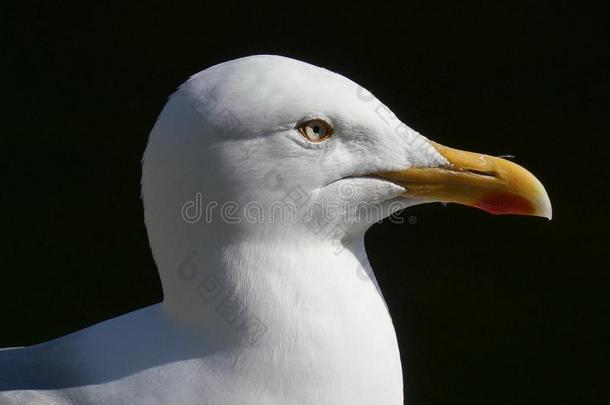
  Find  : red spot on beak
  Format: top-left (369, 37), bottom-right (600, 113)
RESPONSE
top-left (475, 192), bottom-right (534, 215)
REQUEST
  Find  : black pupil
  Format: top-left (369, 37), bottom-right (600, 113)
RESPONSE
top-left (312, 125), bottom-right (320, 134)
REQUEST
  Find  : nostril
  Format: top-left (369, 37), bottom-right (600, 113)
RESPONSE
top-left (467, 169), bottom-right (496, 178)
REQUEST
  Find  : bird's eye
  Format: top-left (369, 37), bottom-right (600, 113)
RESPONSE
top-left (297, 119), bottom-right (333, 143)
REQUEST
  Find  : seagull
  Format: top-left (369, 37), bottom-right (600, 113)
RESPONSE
top-left (0, 55), bottom-right (551, 404)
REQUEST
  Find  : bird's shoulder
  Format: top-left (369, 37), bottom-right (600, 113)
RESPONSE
top-left (0, 389), bottom-right (72, 405)
top-left (0, 332), bottom-right (86, 392)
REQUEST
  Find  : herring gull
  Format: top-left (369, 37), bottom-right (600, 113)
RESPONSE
top-left (0, 55), bottom-right (551, 404)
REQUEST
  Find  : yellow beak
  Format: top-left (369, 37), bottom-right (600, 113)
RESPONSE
top-left (378, 141), bottom-right (552, 219)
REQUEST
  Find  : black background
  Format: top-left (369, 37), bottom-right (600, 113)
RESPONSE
top-left (2, 1), bottom-right (608, 404)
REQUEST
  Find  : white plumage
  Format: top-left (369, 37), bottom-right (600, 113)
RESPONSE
top-left (0, 55), bottom-right (550, 404)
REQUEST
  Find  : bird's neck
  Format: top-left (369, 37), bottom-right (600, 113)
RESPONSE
top-left (152, 232), bottom-right (403, 402)
top-left (159, 232), bottom-right (394, 350)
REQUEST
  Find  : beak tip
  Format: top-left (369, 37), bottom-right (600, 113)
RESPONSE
top-left (535, 187), bottom-right (553, 220)
top-left (542, 201), bottom-right (553, 221)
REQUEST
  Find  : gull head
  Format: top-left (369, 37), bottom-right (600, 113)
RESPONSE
top-left (142, 55), bottom-right (551, 299)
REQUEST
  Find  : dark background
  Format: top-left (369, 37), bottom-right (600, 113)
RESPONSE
top-left (2, 1), bottom-right (608, 404)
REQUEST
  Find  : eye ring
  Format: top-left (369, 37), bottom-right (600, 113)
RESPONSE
top-left (297, 119), bottom-right (333, 143)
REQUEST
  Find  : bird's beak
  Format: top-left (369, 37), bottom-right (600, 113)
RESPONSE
top-left (377, 141), bottom-right (552, 219)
